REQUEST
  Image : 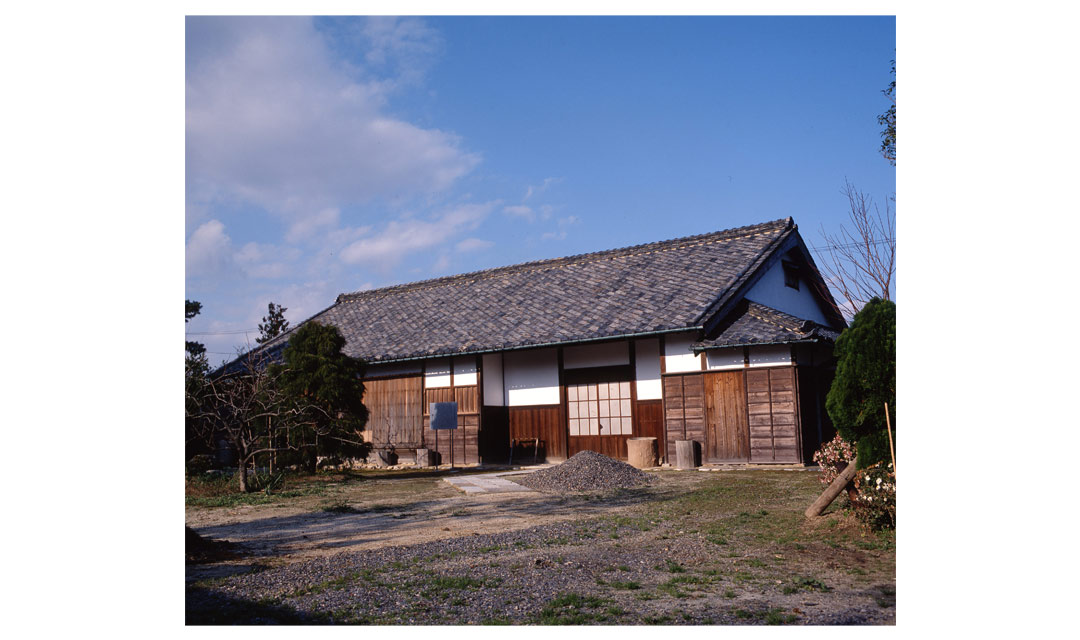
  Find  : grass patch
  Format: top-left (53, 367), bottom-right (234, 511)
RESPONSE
top-left (481, 615), bottom-right (512, 625)
top-left (642, 613), bottom-right (673, 625)
top-left (534, 593), bottom-right (609, 625)
top-left (185, 492), bottom-right (278, 508)
top-left (321, 499), bottom-right (360, 514)
top-left (290, 571), bottom-right (365, 597)
top-left (781, 576), bottom-right (831, 594)
top-left (765, 609), bottom-right (799, 625)
top-left (734, 607), bottom-right (796, 623)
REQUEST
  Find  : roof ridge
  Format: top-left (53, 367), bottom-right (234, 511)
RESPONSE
top-left (337, 218), bottom-right (792, 304)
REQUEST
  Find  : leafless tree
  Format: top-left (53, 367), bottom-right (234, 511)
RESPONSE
top-left (817, 180), bottom-right (896, 321)
top-left (187, 352), bottom-right (328, 492)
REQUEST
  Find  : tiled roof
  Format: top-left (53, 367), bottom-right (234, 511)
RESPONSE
top-left (255, 218), bottom-right (799, 363)
top-left (693, 301), bottom-right (840, 350)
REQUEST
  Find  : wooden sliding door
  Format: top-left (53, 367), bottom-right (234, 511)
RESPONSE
top-left (704, 370), bottom-right (749, 463)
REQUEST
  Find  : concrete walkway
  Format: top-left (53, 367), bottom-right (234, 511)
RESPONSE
top-left (442, 469), bottom-right (546, 494)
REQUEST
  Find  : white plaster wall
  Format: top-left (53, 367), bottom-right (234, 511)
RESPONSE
top-left (707, 348), bottom-right (745, 370)
top-left (504, 348), bottom-right (560, 406)
top-left (745, 259), bottom-right (831, 325)
top-left (748, 344), bottom-right (792, 367)
top-left (634, 338), bottom-right (662, 400)
top-left (482, 354), bottom-right (504, 406)
top-left (365, 361), bottom-right (422, 378)
top-left (424, 358), bottom-right (451, 388)
top-left (453, 357), bottom-right (478, 386)
top-left (563, 341), bottom-right (630, 369)
top-left (664, 332), bottom-right (703, 373)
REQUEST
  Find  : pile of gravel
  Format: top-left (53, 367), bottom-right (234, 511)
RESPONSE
top-left (511, 450), bottom-right (652, 494)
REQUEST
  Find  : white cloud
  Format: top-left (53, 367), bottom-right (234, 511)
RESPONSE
top-left (286, 207), bottom-right (340, 243)
top-left (503, 204), bottom-right (534, 221)
top-left (186, 219), bottom-right (233, 277)
top-left (524, 177), bottom-right (562, 201)
top-left (357, 17), bottom-right (442, 88)
top-left (432, 253), bottom-right (452, 272)
top-left (186, 17), bottom-right (479, 219)
top-left (340, 201), bottom-right (499, 266)
top-left (234, 241), bottom-right (301, 279)
top-left (540, 215), bottom-right (581, 242)
top-left (456, 237), bottom-right (494, 252)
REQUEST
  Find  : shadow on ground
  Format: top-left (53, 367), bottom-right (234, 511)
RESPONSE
top-left (187, 586), bottom-right (322, 625)
top-left (189, 482), bottom-right (674, 560)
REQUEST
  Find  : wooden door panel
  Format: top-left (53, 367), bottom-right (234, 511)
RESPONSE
top-left (704, 371), bottom-right (749, 462)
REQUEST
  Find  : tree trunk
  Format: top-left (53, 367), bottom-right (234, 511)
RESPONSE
top-left (237, 453), bottom-right (249, 493)
top-left (805, 460), bottom-right (859, 518)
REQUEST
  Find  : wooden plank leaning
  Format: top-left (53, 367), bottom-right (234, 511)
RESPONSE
top-left (805, 460), bottom-right (860, 519)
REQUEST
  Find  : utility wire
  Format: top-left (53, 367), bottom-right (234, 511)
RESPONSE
top-left (186, 328), bottom-right (258, 336)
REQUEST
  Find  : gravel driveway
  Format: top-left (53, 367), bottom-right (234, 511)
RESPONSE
top-left (187, 469), bottom-right (895, 625)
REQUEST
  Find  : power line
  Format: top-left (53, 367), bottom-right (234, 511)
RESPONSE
top-left (186, 328), bottom-right (258, 336)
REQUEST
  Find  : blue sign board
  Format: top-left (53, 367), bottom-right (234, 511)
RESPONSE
top-left (430, 402), bottom-right (458, 430)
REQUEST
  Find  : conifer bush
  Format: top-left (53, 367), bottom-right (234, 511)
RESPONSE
top-left (825, 298), bottom-right (896, 469)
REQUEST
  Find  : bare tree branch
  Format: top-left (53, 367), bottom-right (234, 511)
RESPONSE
top-left (186, 350), bottom-right (331, 492)
top-left (817, 180), bottom-right (896, 321)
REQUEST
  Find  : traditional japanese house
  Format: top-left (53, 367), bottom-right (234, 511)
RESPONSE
top-left (252, 218), bottom-right (846, 466)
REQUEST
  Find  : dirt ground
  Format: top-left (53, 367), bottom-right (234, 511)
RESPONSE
top-left (186, 468), bottom-right (895, 624)
top-left (185, 470), bottom-right (686, 577)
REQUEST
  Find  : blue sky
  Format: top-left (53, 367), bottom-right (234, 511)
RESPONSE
top-left (186, 16), bottom-right (896, 365)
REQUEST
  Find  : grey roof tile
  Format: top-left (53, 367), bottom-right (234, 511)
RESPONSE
top-left (694, 301), bottom-right (840, 349)
top-left (252, 218), bottom-right (799, 364)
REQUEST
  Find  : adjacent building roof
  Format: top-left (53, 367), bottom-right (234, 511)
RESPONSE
top-left (255, 218), bottom-right (805, 364)
top-left (692, 301), bottom-right (841, 351)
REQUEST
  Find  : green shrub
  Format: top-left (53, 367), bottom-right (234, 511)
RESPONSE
top-left (852, 462), bottom-right (896, 530)
top-left (826, 298), bottom-right (895, 468)
top-left (186, 454), bottom-right (216, 477)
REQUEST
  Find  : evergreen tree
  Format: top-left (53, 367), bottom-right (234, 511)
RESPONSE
top-left (185, 299), bottom-right (210, 458)
top-left (185, 299), bottom-right (208, 377)
top-left (878, 60), bottom-right (896, 165)
top-left (274, 322), bottom-right (369, 469)
top-left (257, 302), bottom-right (290, 344)
top-left (825, 298), bottom-right (895, 468)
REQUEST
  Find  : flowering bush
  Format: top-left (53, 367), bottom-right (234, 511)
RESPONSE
top-left (812, 434), bottom-right (857, 486)
top-left (852, 462), bottom-right (896, 530)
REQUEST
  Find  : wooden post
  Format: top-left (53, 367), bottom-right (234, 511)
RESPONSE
top-left (805, 460), bottom-right (859, 518)
top-left (675, 440), bottom-right (697, 470)
top-left (885, 402), bottom-right (896, 475)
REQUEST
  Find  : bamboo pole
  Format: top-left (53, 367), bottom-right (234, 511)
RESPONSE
top-left (884, 402), bottom-right (895, 475)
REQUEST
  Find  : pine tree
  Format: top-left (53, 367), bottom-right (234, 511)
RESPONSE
top-left (878, 60), bottom-right (896, 165)
top-left (257, 302), bottom-right (289, 344)
top-left (185, 299), bottom-right (208, 377)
